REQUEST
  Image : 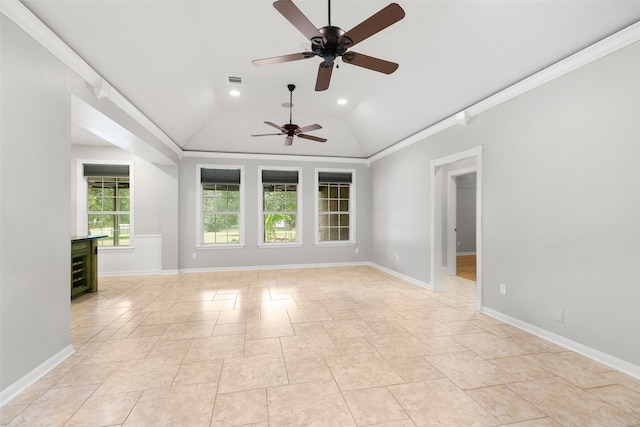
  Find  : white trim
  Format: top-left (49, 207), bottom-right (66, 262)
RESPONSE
top-left (100, 269), bottom-right (179, 276)
top-left (184, 151), bottom-right (368, 164)
top-left (482, 307), bottom-right (640, 380)
top-left (430, 147), bottom-right (483, 311)
top-left (0, 1), bottom-right (183, 161)
top-left (0, 344), bottom-right (75, 406)
top-left (368, 21), bottom-right (640, 165)
top-left (315, 167), bottom-right (357, 245)
top-left (258, 166), bottom-right (303, 246)
top-left (179, 261), bottom-right (370, 274)
top-left (369, 262), bottom-right (433, 291)
top-left (456, 252), bottom-right (477, 256)
top-left (196, 164), bottom-right (245, 248)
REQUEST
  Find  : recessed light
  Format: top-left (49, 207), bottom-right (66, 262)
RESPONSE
top-left (337, 98), bottom-right (347, 105)
top-left (229, 89), bottom-right (240, 97)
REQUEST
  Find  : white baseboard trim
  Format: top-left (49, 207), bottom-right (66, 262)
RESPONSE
top-left (368, 263), bottom-right (433, 291)
top-left (456, 252), bottom-right (476, 256)
top-left (482, 307), bottom-right (640, 380)
top-left (0, 344), bottom-right (75, 406)
top-left (179, 261), bottom-right (371, 274)
top-left (99, 269), bottom-right (178, 276)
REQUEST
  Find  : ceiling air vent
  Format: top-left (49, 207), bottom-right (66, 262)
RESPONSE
top-left (227, 76), bottom-right (243, 85)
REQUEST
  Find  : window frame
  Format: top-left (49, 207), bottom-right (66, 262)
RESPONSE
top-left (258, 166), bottom-right (303, 248)
top-left (196, 164), bottom-right (245, 249)
top-left (315, 167), bottom-right (356, 246)
top-left (77, 160), bottom-right (134, 250)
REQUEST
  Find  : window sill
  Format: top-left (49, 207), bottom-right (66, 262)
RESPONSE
top-left (196, 244), bottom-right (245, 250)
top-left (315, 241), bottom-right (357, 247)
top-left (258, 243), bottom-right (303, 249)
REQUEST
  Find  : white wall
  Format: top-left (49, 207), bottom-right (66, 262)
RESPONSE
top-left (369, 41), bottom-right (640, 369)
top-left (179, 156), bottom-right (369, 270)
top-left (0, 16), bottom-right (77, 394)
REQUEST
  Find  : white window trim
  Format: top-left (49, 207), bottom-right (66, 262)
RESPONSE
top-left (196, 163), bottom-right (245, 249)
top-left (258, 166), bottom-right (303, 248)
top-left (76, 159), bottom-right (135, 250)
top-left (314, 167), bottom-right (356, 246)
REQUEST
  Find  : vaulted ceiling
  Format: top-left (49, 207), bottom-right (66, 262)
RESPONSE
top-left (22, 0), bottom-right (640, 159)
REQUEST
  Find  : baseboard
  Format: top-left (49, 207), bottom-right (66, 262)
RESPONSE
top-left (368, 263), bottom-right (433, 291)
top-left (179, 261), bottom-right (371, 274)
top-left (0, 344), bottom-right (75, 406)
top-left (99, 269), bottom-right (179, 277)
top-left (456, 252), bottom-right (476, 256)
top-left (482, 307), bottom-right (640, 380)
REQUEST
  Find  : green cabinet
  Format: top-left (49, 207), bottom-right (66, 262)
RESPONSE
top-left (71, 237), bottom-right (101, 299)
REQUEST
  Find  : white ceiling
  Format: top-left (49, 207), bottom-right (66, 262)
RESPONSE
top-left (22, 0), bottom-right (640, 159)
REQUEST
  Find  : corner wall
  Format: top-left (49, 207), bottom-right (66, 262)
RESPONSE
top-left (0, 16), bottom-right (76, 394)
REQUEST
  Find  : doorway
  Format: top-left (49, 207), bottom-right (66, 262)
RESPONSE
top-left (447, 170), bottom-right (477, 280)
top-left (430, 146), bottom-right (483, 311)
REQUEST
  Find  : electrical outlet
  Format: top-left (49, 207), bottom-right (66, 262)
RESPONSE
top-left (554, 309), bottom-right (564, 323)
top-left (355, 247), bottom-right (359, 254)
top-left (395, 255), bottom-right (402, 263)
top-left (500, 283), bottom-right (507, 295)
top-left (192, 252), bottom-right (197, 259)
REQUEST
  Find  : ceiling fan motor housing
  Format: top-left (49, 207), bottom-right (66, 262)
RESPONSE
top-left (313, 26), bottom-right (352, 65)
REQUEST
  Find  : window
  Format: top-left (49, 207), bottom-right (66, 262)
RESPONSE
top-left (317, 170), bottom-right (354, 243)
top-left (84, 163), bottom-right (131, 247)
top-left (199, 166), bottom-right (243, 246)
top-left (260, 168), bottom-right (301, 245)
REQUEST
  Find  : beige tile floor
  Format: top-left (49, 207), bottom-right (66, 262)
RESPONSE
top-left (2, 266), bottom-right (640, 426)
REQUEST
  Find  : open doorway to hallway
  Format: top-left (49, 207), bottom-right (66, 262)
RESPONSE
top-left (430, 146), bottom-right (483, 311)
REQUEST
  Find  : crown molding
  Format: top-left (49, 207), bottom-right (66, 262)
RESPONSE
top-left (1, 0), bottom-right (184, 161)
top-left (368, 20), bottom-right (640, 165)
top-left (182, 150), bottom-right (369, 164)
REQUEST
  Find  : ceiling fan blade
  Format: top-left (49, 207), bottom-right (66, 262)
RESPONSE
top-left (264, 121), bottom-right (287, 132)
top-left (251, 133), bottom-right (284, 137)
top-left (273, 0), bottom-right (325, 42)
top-left (342, 3), bottom-right (405, 47)
top-left (315, 62), bottom-right (333, 91)
top-left (284, 135), bottom-right (294, 146)
top-left (252, 52), bottom-right (314, 66)
top-left (342, 51), bottom-right (398, 74)
top-left (298, 133), bottom-right (327, 143)
top-left (297, 123), bottom-right (322, 133)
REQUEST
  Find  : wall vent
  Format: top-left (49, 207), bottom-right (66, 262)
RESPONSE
top-left (227, 76), bottom-right (243, 85)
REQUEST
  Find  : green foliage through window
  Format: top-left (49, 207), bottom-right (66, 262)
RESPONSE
top-left (263, 184), bottom-right (297, 243)
top-left (87, 176), bottom-right (130, 246)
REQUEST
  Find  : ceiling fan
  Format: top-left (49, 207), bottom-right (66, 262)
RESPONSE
top-left (252, 0), bottom-right (405, 91)
top-left (251, 84), bottom-right (327, 146)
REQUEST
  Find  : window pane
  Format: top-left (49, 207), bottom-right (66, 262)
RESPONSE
top-left (319, 214), bottom-right (329, 227)
top-left (319, 227), bottom-right (329, 241)
top-left (318, 185), bottom-right (329, 198)
top-left (330, 228), bottom-right (339, 240)
top-left (339, 227), bottom-right (350, 240)
top-left (318, 199), bottom-right (328, 212)
top-left (329, 186), bottom-right (338, 198)
top-left (329, 200), bottom-right (338, 212)
top-left (340, 200), bottom-right (349, 212)
top-left (103, 197), bottom-right (115, 211)
top-left (118, 196), bottom-right (130, 211)
top-left (339, 214), bottom-right (349, 226)
top-left (340, 186), bottom-right (350, 198)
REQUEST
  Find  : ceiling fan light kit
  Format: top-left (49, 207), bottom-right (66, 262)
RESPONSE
top-left (253, 0), bottom-right (405, 91)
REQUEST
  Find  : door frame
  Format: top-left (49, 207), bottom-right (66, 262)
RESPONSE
top-left (430, 146), bottom-right (483, 311)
